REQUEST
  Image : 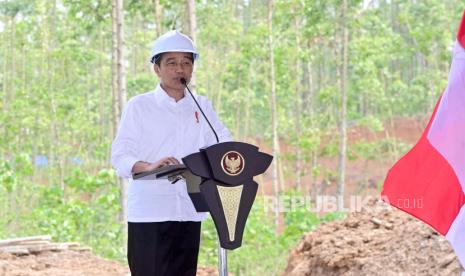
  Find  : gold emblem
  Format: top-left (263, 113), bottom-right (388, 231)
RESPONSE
top-left (221, 151), bottom-right (245, 176)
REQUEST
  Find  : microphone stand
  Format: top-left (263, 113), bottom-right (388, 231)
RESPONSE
top-left (181, 79), bottom-right (228, 276)
top-left (181, 78), bottom-right (219, 143)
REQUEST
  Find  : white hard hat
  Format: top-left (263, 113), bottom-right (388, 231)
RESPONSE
top-left (150, 30), bottom-right (199, 63)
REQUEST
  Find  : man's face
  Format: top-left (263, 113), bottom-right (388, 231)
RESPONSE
top-left (154, 52), bottom-right (194, 91)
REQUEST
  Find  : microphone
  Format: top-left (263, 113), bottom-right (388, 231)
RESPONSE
top-left (181, 78), bottom-right (219, 143)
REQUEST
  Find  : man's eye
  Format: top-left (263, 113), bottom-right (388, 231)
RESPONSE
top-left (167, 62), bottom-right (176, 66)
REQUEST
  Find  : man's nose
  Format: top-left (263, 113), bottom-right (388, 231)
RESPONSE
top-left (174, 63), bottom-right (184, 73)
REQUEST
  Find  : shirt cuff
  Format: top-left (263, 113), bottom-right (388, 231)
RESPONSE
top-left (117, 156), bottom-right (140, 179)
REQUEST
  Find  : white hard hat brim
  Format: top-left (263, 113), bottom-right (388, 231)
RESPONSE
top-left (150, 51), bottom-right (199, 64)
top-left (150, 30), bottom-right (199, 63)
top-left (151, 49), bottom-right (199, 59)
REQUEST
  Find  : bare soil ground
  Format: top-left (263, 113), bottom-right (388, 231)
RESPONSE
top-left (284, 200), bottom-right (463, 275)
top-left (257, 116), bottom-right (429, 197)
top-left (271, 117), bottom-right (463, 275)
top-left (0, 250), bottom-right (218, 276)
top-left (0, 250), bottom-right (128, 276)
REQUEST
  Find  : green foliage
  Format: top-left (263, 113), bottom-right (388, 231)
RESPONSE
top-left (0, 161), bottom-right (17, 193)
top-left (349, 138), bottom-right (413, 161)
top-left (0, 167), bottom-right (125, 261)
top-left (358, 116), bottom-right (384, 132)
top-left (321, 141), bottom-right (339, 157)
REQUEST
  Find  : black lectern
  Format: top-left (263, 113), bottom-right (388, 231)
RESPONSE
top-left (183, 141), bottom-right (272, 250)
top-left (132, 141), bottom-right (272, 274)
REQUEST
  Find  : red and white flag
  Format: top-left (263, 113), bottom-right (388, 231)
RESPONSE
top-left (382, 10), bottom-right (465, 267)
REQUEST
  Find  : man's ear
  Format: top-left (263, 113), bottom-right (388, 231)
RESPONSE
top-left (153, 64), bottom-right (161, 77)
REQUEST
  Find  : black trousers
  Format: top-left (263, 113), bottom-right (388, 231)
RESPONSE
top-left (127, 221), bottom-right (201, 276)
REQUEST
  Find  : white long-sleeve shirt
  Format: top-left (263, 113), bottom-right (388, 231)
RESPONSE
top-left (111, 84), bottom-right (232, 222)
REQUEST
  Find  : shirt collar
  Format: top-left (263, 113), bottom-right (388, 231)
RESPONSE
top-left (153, 84), bottom-right (188, 106)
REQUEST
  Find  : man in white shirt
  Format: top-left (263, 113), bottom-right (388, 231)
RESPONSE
top-left (111, 30), bottom-right (231, 276)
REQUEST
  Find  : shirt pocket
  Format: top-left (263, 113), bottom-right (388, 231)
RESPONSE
top-left (181, 109), bottom-right (205, 155)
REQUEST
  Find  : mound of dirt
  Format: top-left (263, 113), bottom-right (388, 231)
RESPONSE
top-left (0, 250), bottom-right (128, 276)
top-left (0, 250), bottom-right (218, 276)
top-left (285, 200), bottom-right (463, 275)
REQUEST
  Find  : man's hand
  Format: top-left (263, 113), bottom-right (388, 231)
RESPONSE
top-left (132, 157), bottom-right (180, 174)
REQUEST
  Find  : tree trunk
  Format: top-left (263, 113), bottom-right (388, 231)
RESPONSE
top-left (428, 57), bottom-right (436, 112)
top-left (11, 17), bottom-right (16, 99)
top-left (117, 0), bottom-right (127, 113)
top-left (294, 10), bottom-right (302, 192)
top-left (97, 26), bottom-right (107, 166)
top-left (337, 0), bottom-right (349, 211)
top-left (154, 0), bottom-right (162, 36)
top-left (118, 0), bottom-right (128, 223)
top-left (2, 18), bottom-right (9, 158)
top-left (243, 64), bottom-right (252, 143)
top-left (186, 0), bottom-right (197, 42)
top-left (242, 3), bottom-right (252, 143)
top-left (267, 0), bottom-right (280, 229)
top-left (113, 0), bottom-right (128, 236)
top-left (186, 0), bottom-right (197, 91)
top-left (111, 0), bottom-right (119, 150)
top-left (305, 59), bottom-right (316, 197)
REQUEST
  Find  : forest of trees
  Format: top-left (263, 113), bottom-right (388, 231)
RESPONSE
top-left (1, 0), bottom-right (464, 274)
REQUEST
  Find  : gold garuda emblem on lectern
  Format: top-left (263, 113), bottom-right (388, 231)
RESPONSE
top-left (221, 151), bottom-right (245, 176)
